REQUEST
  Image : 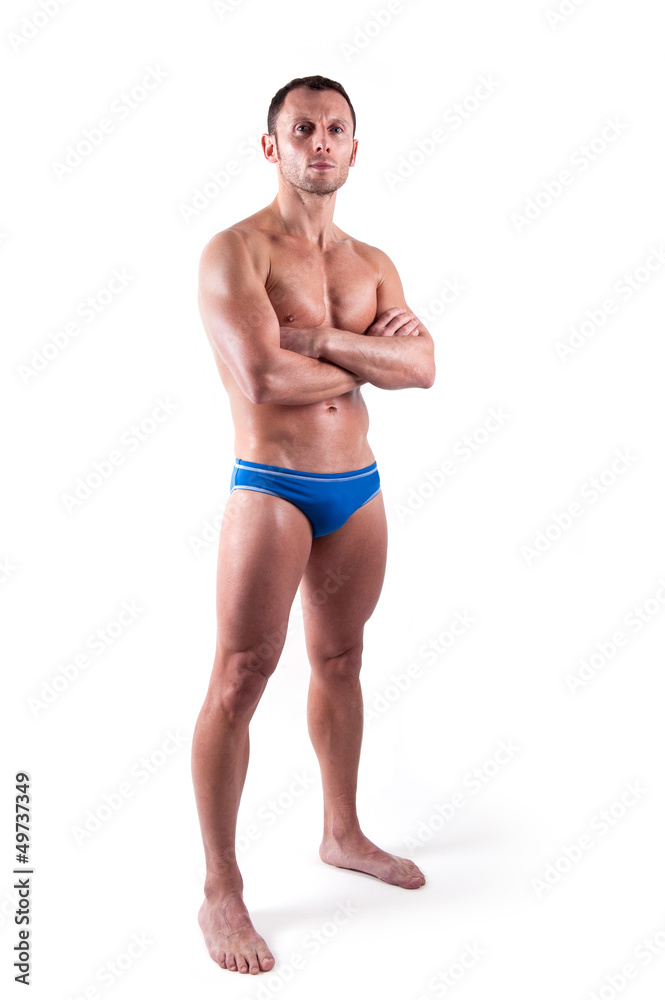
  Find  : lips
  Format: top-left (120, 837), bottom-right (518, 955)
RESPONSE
top-left (309, 162), bottom-right (334, 169)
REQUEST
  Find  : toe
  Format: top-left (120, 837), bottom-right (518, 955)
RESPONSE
top-left (403, 858), bottom-right (426, 885)
top-left (259, 951), bottom-right (275, 971)
top-left (248, 951), bottom-right (261, 975)
top-left (217, 951), bottom-right (227, 969)
top-left (226, 952), bottom-right (238, 972)
top-left (236, 953), bottom-right (249, 974)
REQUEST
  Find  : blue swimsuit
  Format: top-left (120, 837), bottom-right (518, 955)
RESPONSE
top-left (230, 458), bottom-right (381, 538)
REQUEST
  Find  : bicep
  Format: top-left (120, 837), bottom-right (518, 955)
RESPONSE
top-left (198, 230), bottom-right (280, 398)
top-left (373, 249), bottom-right (434, 346)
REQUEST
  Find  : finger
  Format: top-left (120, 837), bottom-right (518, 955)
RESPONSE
top-left (380, 317), bottom-right (404, 335)
top-left (383, 313), bottom-right (415, 335)
top-left (379, 307), bottom-right (408, 320)
top-left (374, 307), bottom-right (408, 331)
top-left (396, 316), bottom-right (420, 335)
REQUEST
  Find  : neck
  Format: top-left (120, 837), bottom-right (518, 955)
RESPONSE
top-left (269, 185), bottom-right (338, 249)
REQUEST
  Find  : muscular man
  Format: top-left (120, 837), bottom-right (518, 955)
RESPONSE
top-left (192, 75), bottom-right (435, 977)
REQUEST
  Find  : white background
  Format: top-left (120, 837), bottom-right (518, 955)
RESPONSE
top-left (2, 0), bottom-right (664, 997)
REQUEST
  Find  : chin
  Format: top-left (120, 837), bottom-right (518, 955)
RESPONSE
top-left (304, 175), bottom-right (346, 194)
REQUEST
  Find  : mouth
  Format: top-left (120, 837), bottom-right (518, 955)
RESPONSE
top-left (309, 163), bottom-right (334, 170)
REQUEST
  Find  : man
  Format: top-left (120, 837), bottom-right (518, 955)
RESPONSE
top-left (192, 75), bottom-right (435, 977)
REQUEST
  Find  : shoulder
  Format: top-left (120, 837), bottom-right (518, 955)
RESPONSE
top-left (336, 232), bottom-right (397, 284)
top-left (199, 215), bottom-right (271, 284)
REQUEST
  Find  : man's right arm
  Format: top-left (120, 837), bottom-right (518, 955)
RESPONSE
top-left (197, 229), bottom-right (366, 405)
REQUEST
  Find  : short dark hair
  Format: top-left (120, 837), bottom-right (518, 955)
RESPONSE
top-left (267, 75), bottom-right (356, 138)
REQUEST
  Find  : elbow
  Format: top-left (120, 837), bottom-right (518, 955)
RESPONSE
top-left (243, 372), bottom-right (271, 405)
top-left (412, 343), bottom-right (435, 389)
top-left (416, 361), bottom-right (436, 389)
top-left (246, 381), bottom-right (273, 405)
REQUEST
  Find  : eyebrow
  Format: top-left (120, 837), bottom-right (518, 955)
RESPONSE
top-left (288, 116), bottom-right (350, 126)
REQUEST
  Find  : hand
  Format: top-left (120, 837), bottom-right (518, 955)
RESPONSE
top-left (365, 307), bottom-right (420, 337)
top-left (279, 325), bottom-right (323, 358)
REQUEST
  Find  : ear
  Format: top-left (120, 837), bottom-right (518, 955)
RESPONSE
top-left (262, 134), bottom-right (278, 163)
top-left (350, 137), bottom-right (358, 167)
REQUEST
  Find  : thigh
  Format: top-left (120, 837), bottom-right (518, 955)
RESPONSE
top-left (214, 488), bottom-right (313, 662)
top-left (300, 491), bottom-right (388, 660)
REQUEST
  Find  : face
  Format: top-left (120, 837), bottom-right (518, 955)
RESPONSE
top-left (265, 87), bottom-right (358, 195)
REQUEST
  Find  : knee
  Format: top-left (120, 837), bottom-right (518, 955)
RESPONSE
top-left (208, 649), bottom-right (278, 718)
top-left (310, 638), bottom-right (363, 683)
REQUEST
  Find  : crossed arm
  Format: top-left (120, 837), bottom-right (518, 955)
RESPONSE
top-left (279, 247), bottom-right (435, 391)
top-left (198, 231), bottom-right (435, 405)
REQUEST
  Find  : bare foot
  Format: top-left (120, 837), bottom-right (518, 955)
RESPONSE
top-left (319, 832), bottom-right (426, 888)
top-left (198, 888), bottom-right (275, 975)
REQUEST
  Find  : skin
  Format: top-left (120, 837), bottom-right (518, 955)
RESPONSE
top-left (192, 85), bottom-right (436, 976)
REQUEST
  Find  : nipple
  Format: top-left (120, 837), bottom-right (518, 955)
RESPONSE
top-left (284, 314), bottom-right (295, 323)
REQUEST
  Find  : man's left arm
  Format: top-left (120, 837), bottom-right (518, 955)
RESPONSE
top-left (280, 249), bottom-right (436, 390)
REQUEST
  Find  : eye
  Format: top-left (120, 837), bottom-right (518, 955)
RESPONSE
top-left (330, 126), bottom-right (343, 133)
top-left (295, 124), bottom-right (310, 132)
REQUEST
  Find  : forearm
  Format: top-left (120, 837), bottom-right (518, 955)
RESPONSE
top-left (254, 348), bottom-right (366, 405)
top-left (317, 327), bottom-right (434, 389)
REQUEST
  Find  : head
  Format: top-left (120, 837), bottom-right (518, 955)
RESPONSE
top-left (263, 75), bottom-right (358, 195)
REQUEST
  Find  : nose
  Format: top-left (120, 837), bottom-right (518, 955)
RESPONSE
top-left (314, 127), bottom-right (330, 153)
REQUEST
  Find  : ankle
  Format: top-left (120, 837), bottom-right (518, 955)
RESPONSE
top-left (204, 879), bottom-right (243, 900)
top-left (203, 864), bottom-right (243, 900)
top-left (323, 819), bottom-right (362, 844)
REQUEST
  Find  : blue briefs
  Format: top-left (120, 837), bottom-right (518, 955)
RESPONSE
top-left (230, 458), bottom-right (381, 538)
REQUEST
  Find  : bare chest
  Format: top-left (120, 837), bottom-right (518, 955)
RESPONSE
top-left (264, 239), bottom-right (378, 334)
